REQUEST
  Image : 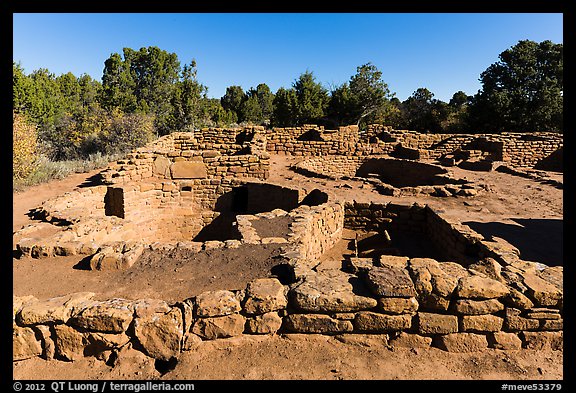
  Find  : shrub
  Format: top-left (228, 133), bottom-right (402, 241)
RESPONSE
top-left (13, 112), bottom-right (39, 180)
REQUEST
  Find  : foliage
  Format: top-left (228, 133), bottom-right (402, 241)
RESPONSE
top-left (293, 71), bottom-right (329, 124)
top-left (468, 40), bottom-right (563, 132)
top-left (13, 112), bottom-right (39, 180)
top-left (349, 62), bottom-right (392, 126)
top-left (271, 87), bottom-right (298, 127)
top-left (101, 46), bottom-right (181, 134)
top-left (398, 88), bottom-right (448, 133)
top-left (170, 59), bottom-right (208, 131)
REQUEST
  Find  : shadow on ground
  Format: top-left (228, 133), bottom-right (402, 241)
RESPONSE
top-left (463, 218), bottom-right (563, 266)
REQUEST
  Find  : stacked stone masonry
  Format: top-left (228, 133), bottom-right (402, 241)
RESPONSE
top-left (13, 253), bottom-right (562, 361)
top-left (14, 125), bottom-right (563, 363)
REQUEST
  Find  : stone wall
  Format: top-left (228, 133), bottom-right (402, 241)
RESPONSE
top-left (14, 255), bottom-right (563, 363)
top-left (269, 124), bottom-right (562, 170)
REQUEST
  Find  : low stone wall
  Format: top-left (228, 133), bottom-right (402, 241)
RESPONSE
top-left (275, 124), bottom-right (563, 169)
top-left (14, 255), bottom-right (563, 363)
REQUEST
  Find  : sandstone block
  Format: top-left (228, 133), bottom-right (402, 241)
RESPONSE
top-left (192, 314), bottom-right (246, 340)
top-left (488, 332), bottom-right (522, 350)
top-left (436, 333), bottom-right (488, 352)
top-left (13, 326), bottom-right (43, 361)
top-left (134, 307), bottom-right (183, 361)
top-left (243, 278), bottom-right (288, 315)
top-left (417, 312), bottom-right (458, 335)
top-left (284, 314), bottom-right (353, 334)
top-left (378, 297), bottom-right (419, 315)
top-left (33, 325), bottom-right (55, 360)
top-left (53, 324), bottom-right (87, 361)
top-left (520, 331), bottom-right (562, 351)
top-left (13, 295), bottom-right (38, 322)
top-left (195, 290), bottom-right (242, 317)
top-left (418, 293), bottom-right (451, 312)
top-left (455, 275), bottom-right (509, 299)
top-left (18, 292), bottom-right (96, 325)
top-left (378, 255), bottom-right (409, 268)
top-left (133, 299), bottom-right (172, 318)
top-left (182, 333), bottom-right (203, 351)
top-left (523, 272), bottom-right (562, 307)
top-left (245, 312), bottom-right (283, 334)
top-left (540, 319), bottom-right (563, 331)
top-left (502, 288), bottom-right (534, 310)
top-left (354, 311), bottom-right (412, 332)
top-left (525, 308), bottom-right (561, 320)
top-left (504, 308), bottom-right (539, 331)
top-left (460, 314), bottom-right (504, 332)
top-left (290, 270), bottom-right (377, 313)
top-left (389, 332), bottom-right (432, 348)
top-left (170, 161), bottom-right (207, 179)
top-left (364, 265), bottom-right (416, 298)
top-left (452, 299), bottom-right (504, 315)
top-left (152, 156), bottom-right (171, 177)
top-left (71, 298), bottom-right (134, 333)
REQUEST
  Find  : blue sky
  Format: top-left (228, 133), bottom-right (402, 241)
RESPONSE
top-left (13, 13), bottom-right (563, 102)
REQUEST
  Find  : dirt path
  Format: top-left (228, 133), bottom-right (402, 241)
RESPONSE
top-left (12, 157), bottom-right (563, 381)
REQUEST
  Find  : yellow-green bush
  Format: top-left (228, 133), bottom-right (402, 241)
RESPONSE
top-left (13, 112), bottom-right (39, 180)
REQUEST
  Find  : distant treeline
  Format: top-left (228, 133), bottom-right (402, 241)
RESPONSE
top-left (13, 39), bottom-right (562, 164)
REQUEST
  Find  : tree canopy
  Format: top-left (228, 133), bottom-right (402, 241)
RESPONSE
top-left (469, 40), bottom-right (563, 132)
top-left (13, 40), bottom-right (563, 166)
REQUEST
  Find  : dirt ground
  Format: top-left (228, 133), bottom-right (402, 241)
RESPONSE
top-left (12, 155), bottom-right (564, 381)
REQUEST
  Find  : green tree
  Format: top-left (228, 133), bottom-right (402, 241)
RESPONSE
top-left (271, 87), bottom-right (298, 127)
top-left (293, 71), bottom-right (329, 124)
top-left (13, 62), bottom-right (34, 114)
top-left (442, 91), bottom-right (472, 133)
top-left (253, 83), bottom-right (275, 123)
top-left (101, 46), bottom-right (181, 134)
top-left (349, 62), bottom-right (392, 126)
top-left (327, 83), bottom-right (357, 126)
top-left (171, 59), bottom-right (208, 131)
top-left (469, 40), bottom-right (563, 132)
top-left (240, 95), bottom-right (263, 124)
top-left (221, 85), bottom-right (247, 122)
top-left (401, 88), bottom-right (448, 133)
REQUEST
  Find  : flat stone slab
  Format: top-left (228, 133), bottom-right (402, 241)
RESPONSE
top-left (243, 278), bottom-right (287, 315)
top-left (455, 275), bottom-right (509, 299)
top-left (13, 326), bottom-right (43, 361)
top-left (17, 292), bottom-right (96, 325)
top-left (354, 311), bottom-right (412, 332)
top-left (436, 333), bottom-right (488, 352)
top-left (284, 314), bottom-right (353, 334)
top-left (520, 331), bottom-right (562, 351)
top-left (170, 161), bottom-right (207, 179)
top-left (378, 297), bottom-right (419, 315)
top-left (195, 290), bottom-right (242, 317)
top-left (523, 272), bottom-right (563, 307)
top-left (460, 314), bottom-right (504, 332)
top-left (389, 332), bottom-right (432, 348)
top-left (245, 312), bottom-right (283, 334)
top-left (417, 312), bottom-right (458, 335)
top-left (408, 258), bottom-right (469, 299)
top-left (192, 314), bottom-right (246, 340)
top-left (364, 265), bottom-right (416, 298)
top-left (70, 298), bottom-right (135, 333)
top-left (452, 299), bottom-right (504, 315)
top-left (504, 308), bottom-right (540, 331)
top-left (290, 270), bottom-right (377, 313)
top-left (488, 332), bottom-right (523, 350)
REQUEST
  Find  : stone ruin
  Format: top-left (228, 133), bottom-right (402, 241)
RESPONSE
top-left (13, 124), bottom-right (563, 365)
